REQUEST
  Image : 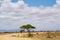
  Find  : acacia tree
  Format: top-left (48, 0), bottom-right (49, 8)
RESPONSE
top-left (20, 24), bottom-right (35, 37)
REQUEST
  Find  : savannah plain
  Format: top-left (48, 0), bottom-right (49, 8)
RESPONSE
top-left (0, 32), bottom-right (60, 40)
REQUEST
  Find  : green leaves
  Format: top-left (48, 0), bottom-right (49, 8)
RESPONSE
top-left (20, 24), bottom-right (35, 29)
top-left (20, 24), bottom-right (35, 37)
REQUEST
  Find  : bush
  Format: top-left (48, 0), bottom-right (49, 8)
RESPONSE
top-left (46, 32), bottom-right (51, 38)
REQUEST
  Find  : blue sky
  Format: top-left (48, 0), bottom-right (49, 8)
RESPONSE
top-left (12, 0), bottom-right (56, 7)
top-left (11, 0), bottom-right (18, 3)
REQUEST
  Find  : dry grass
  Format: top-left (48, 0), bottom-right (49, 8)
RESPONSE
top-left (0, 32), bottom-right (60, 40)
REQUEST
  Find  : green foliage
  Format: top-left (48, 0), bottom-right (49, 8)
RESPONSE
top-left (20, 24), bottom-right (35, 29)
top-left (20, 24), bottom-right (35, 37)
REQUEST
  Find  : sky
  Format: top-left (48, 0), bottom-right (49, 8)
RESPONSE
top-left (11, 0), bottom-right (56, 6)
top-left (24, 0), bottom-right (56, 6)
top-left (0, 0), bottom-right (60, 31)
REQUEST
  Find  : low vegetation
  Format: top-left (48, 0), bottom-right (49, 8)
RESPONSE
top-left (0, 24), bottom-right (60, 40)
top-left (0, 31), bottom-right (60, 40)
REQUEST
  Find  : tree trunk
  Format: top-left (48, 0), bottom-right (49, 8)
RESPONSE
top-left (27, 29), bottom-right (31, 37)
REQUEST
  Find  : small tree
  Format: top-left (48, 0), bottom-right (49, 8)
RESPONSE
top-left (20, 24), bottom-right (35, 37)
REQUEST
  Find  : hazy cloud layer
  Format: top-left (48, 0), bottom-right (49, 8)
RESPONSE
top-left (0, 0), bottom-right (60, 31)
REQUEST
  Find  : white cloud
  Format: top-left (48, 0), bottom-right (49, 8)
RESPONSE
top-left (0, 0), bottom-right (60, 31)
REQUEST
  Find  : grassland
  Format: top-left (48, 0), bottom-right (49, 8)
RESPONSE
top-left (0, 32), bottom-right (60, 40)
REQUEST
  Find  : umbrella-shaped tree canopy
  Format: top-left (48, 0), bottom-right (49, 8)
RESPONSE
top-left (20, 24), bottom-right (35, 37)
top-left (20, 24), bottom-right (35, 30)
